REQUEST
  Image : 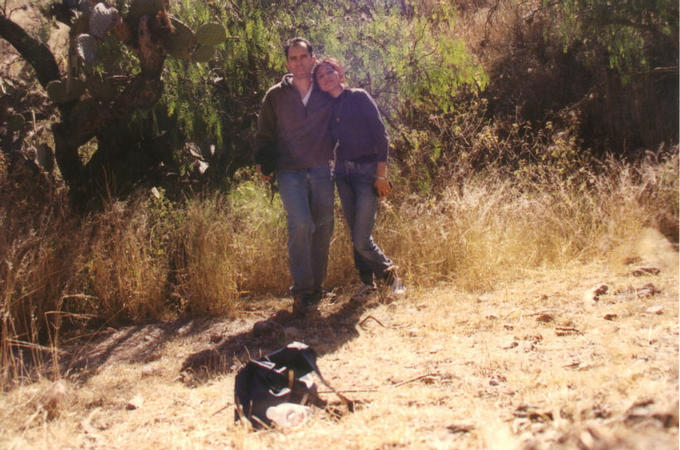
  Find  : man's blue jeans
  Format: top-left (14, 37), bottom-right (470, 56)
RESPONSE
top-left (335, 161), bottom-right (392, 285)
top-left (276, 165), bottom-right (334, 299)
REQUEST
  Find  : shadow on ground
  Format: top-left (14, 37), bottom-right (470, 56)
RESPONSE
top-left (178, 292), bottom-right (386, 386)
top-left (4, 290), bottom-right (386, 388)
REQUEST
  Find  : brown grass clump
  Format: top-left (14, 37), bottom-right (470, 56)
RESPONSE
top-left (379, 151), bottom-right (678, 292)
top-left (169, 195), bottom-right (241, 316)
top-left (75, 199), bottom-right (168, 323)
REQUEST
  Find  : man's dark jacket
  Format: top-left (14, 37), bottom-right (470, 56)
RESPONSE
top-left (255, 74), bottom-right (334, 175)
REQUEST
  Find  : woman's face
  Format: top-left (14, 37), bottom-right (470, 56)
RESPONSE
top-left (315, 63), bottom-right (343, 96)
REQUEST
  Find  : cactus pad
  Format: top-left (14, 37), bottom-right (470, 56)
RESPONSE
top-left (46, 80), bottom-right (68, 104)
top-left (89, 3), bottom-right (120, 39)
top-left (192, 45), bottom-right (215, 63)
top-left (76, 33), bottom-right (98, 63)
top-left (164, 17), bottom-right (196, 59)
top-left (65, 78), bottom-right (86, 99)
top-left (46, 79), bottom-right (86, 104)
top-left (86, 76), bottom-right (117, 100)
top-left (195, 23), bottom-right (226, 47)
top-left (78, 0), bottom-right (91, 13)
top-left (70, 12), bottom-right (91, 37)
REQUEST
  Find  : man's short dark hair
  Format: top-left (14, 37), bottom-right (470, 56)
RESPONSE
top-left (284, 37), bottom-right (313, 59)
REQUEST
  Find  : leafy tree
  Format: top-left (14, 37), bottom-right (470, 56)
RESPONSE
top-left (1, 0), bottom-right (486, 206)
top-left (151, 0), bottom-right (486, 188)
top-left (0, 0), bottom-right (226, 208)
top-left (547, 0), bottom-right (678, 151)
top-left (551, 0), bottom-right (678, 77)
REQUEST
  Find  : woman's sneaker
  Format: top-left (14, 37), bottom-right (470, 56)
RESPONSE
top-left (383, 267), bottom-right (406, 297)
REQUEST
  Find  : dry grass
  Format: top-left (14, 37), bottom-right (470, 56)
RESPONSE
top-left (0, 248), bottom-right (676, 448)
top-left (0, 128), bottom-right (677, 448)
top-left (1, 151), bottom-right (677, 383)
top-left (381, 152), bottom-right (678, 291)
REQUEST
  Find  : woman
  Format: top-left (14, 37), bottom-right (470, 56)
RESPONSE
top-left (314, 58), bottom-right (405, 299)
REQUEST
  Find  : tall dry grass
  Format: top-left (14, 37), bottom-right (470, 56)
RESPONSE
top-left (1, 145), bottom-right (677, 388)
top-left (382, 150), bottom-right (678, 291)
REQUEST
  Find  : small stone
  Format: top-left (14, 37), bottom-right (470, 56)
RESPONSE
top-left (447, 424), bottom-right (473, 434)
top-left (645, 305), bottom-right (663, 315)
top-left (266, 403), bottom-right (312, 428)
top-left (631, 266), bottom-right (660, 277)
top-left (126, 395), bottom-right (143, 410)
top-left (253, 320), bottom-right (276, 336)
top-left (141, 367), bottom-right (160, 377)
top-left (489, 374), bottom-right (507, 386)
top-left (636, 283), bottom-right (661, 298)
top-left (502, 341), bottom-right (519, 350)
top-left (536, 313), bottom-right (554, 323)
top-left (584, 284), bottom-right (608, 302)
top-left (603, 313), bottom-right (618, 321)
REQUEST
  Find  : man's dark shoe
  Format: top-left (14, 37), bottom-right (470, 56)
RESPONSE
top-left (292, 293), bottom-right (319, 317)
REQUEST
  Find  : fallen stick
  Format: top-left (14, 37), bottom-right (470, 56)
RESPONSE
top-left (359, 315), bottom-right (386, 328)
top-left (392, 373), bottom-right (439, 387)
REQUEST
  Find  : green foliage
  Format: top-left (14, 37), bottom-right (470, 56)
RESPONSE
top-left (549, 0), bottom-right (678, 77)
top-left (154, 0), bottom-right (486, 184)
top-left (306, 1), bottom-right (486, 114)
top-left (195, 23), bottom-right (227, 46)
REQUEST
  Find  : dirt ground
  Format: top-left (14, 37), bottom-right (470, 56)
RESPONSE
top-left (0, 249), bottom-right (677, 449)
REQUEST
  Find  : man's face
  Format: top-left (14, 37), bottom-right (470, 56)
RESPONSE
top-left (285, 44), bottom-right (315, 79)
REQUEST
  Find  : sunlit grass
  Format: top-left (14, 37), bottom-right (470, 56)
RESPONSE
top-left (0, 149), bottom-right (677, 388)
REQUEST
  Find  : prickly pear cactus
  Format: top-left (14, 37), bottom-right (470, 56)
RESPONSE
top-left (85, 75), bottom-right (118, 100)
top-left (164, 17), bottom-right (196, 59)
top-left (76, 33), bottom-right (98, 63)
top-left (78, 0), bottom-right (92, 13)
top-left (71, 11), bottom-right (91, 36)
top-left (195, 23), bottom-right (226, 47)
top-left (46, 80), bottom-right (68, 103)
top-left (46, 78), bottom-right (86, 104)
top-left (128, 0), bottom-right (168, 21)
top-left (192, 45), bottom-right (215, 63)
top-left (88, 2), bottom-right (120, 39)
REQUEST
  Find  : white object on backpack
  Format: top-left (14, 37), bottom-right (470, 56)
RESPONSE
top-left (265, 403), bottom-right (312, 428)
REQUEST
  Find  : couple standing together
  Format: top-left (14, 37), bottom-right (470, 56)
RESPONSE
top-left (255, 37), bottom-right (404, 315)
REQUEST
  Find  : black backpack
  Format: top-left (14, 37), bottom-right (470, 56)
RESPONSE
top-left (234, 341), bottom-right (352, 429)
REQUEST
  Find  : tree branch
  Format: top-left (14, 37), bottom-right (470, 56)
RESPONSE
top-left (0, 13), bottom-right (60, 89)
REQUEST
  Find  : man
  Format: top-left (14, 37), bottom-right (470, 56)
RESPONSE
top-left (255, 37), bottom-right (335, 314)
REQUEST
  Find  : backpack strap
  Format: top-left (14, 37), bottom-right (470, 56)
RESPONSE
top-left (297, 346), bottom-right (354, 412)
top-left (267, 342), bottom-right (354, 411)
